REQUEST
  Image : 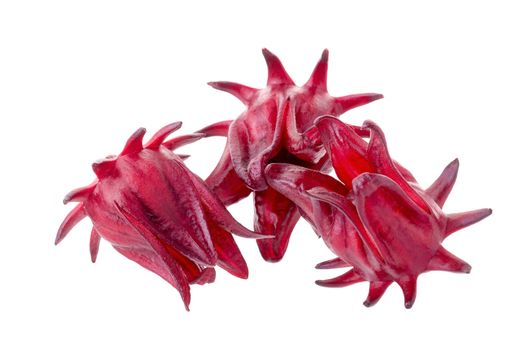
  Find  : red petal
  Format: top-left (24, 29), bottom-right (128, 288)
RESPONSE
top-left (254, 187), bottom-right (301, 262)
top-left (365, 120), bottom-right (431, 214)
top-left (114, 202), bottom-right (192, 310)
top-left (305, 187), bottom-right (386, 264)
top-left (265, 163), bottom-right (348, 223)
top-left (163, 243), bottom-right (214, 284)
top-left (228, 99), bottom-right (284, 191)
top-left (114, 245), bottom-right (191, 311)
top-left (315, 116), bottom-right (373, 188)
top-left (208, 220), bottom-right (248, 279)
top-left (191, 267), bottom-right (216, 285)
top-left (284, 101), bottom-right (326, 163)
top-left (188, 170), bottom-right (269, 239)
top-left (205, 143), bottom-right (251, 206)
top-left (114, 172), bottom-right (217, 266)
top-left (352, 173), bottom-right (437, 273)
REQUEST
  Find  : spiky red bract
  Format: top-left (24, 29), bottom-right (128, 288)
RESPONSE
top-left (57, 122), bottom-right (268, 310)
top-left (265, 116), bottom-right (491, 308)
top-left (203, 49), bottom-right (383, 261)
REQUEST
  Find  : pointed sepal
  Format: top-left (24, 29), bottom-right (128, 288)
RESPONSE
top-left (315, 269), bottom-right (364, 287)
top-left (397, 275), bottom-right (417, 309)
top-left (445, 208), bottom-right (492, 237)
top-left (92, 158), bottom-right (117, 179)
top-left (304, 49), bottom-right (329, 91)
top-left (63, 182), bottom-right (97, 204)
top-left (89, 227), bottom-right (101, 263)
top-left (196, 120), bottom-right (233, 137)
top-left (426, 247), bottom-right (471, 273)
top-left (262, 48), bottom-right (294, 86)
top-left (333, 93), bottom-right (383, 115)
top-left (120, 128), bottom-right (146, 156)
top-left (363, 281), bottom-right (392, 307)
top-left (208, 81), bottom-right (257, 105)
top-left (176, 154), bottom-right (190, 161)
top-left (145, 122), bottom-right (182, 149)
top-left (162, 133), bottom-right (205, 151)
top-left (426, 158), bottom-right (459, 208)
top-left (56, 203), bottom-right (87, 245)
top-left (315, 257), bottom-right (351, 269)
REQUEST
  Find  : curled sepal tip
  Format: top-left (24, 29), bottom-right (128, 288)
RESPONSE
top-left (363, 281), bottom-right (392, 307)
top-left (56, 203), bottom-right (87, 245)
top-left (208, 82), bottom-right (257, 105)
top-left (120, 128), bottom-right (146, 156)
top-left (145, 122), bottom-right (182, 149)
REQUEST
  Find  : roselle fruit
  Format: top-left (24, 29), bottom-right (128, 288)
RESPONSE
top-left (55, 48), bottom-right (492, 311)
top-left (56, 122), bottom-right (268, 310)
top-left (265, 116), bottom-right (491, 308)
top-left (202, 49), bottom-right (382, 261)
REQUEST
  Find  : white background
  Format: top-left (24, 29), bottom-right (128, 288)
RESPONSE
top-left (1, 1), bottom-right (523, 349)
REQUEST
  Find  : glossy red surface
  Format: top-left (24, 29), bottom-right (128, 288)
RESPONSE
top-left (203, 49), bottom-right (383, 261)
top-left (265, 116), bottom-right (491, 308)
top-left (57, 122), bottom-right (268, 310)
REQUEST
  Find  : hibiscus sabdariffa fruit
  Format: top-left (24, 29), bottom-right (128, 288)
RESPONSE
top-left (203, 49), bottom-right (383, 261)
top-left (56, 122), bottom-right (268, 310)
top-left (265, 116), bottom-right (491, 308)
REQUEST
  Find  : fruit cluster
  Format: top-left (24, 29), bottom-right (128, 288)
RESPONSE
top-left (57, 49), bottom-right (491, 310)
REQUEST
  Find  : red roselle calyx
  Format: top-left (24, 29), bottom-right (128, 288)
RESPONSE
top-left (265, 116), bottom-right (491, 308)
top-left (202, 49), bottom-right (383, 261)
top-left (56, 122), bottom-right (268, 310)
